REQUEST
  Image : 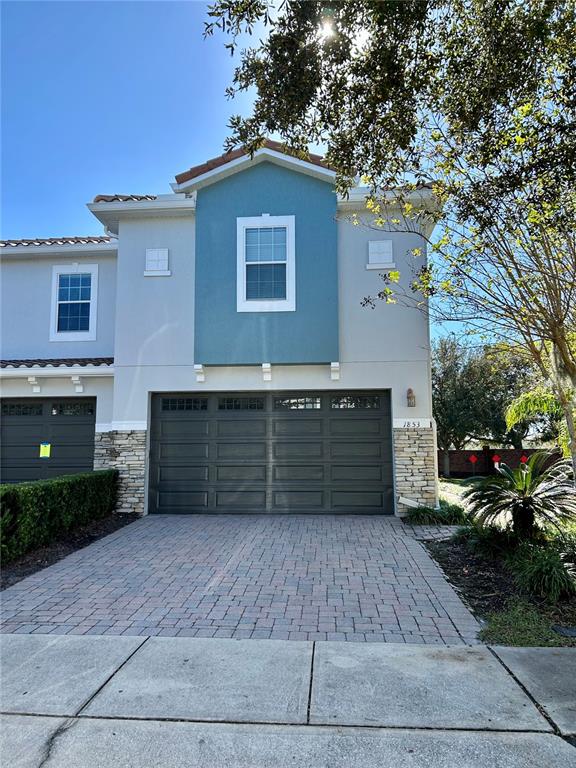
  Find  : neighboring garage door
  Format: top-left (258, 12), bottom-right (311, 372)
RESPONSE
top-left (0, 398), bottom-right (96, 483)
top-left (149, 391), bottom-right (393, 514)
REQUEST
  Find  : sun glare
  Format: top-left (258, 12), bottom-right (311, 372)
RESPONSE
top-left (318, 20), bottom-right (335, 42)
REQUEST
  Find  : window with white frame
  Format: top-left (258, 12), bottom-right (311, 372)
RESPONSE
top-left (50, 264), bottom-right (98, 342)
top-left (367, 240), bottom-right (395, 270)
top-left (237, 215), bottom-right (295, 312)
top-left (144, 248), bottom-right (170, 276)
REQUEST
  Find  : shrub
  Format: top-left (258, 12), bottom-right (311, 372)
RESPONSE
top-left (0, 470), bottom-right (118, 564)
top-left (463, 451), bottom-right (576, 540)
top-left (508, 542), bottom-right (576, 603)
top-left (462, 524), bottom-right (520, 558)
top-left (407, 499), bottom-right (468, 526)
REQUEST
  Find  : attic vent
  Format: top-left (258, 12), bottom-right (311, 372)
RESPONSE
top-left (144, 248), bottom-right (170, 276)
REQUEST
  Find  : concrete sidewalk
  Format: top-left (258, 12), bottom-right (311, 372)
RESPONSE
top-left (1, 634), bottom-right (575, 767)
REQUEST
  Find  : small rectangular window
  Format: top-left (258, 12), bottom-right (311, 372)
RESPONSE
top-left (331, 396), bottom-right (380, 409)
top-left (145, 248), bottom-right (170, 275)
top-left (218, 397), bottom-right (265, 410)
top-left (51, 402), bottom-right (95, 416)
top-left (367, 240), bottom-right (395, 270)
top-left (274, 397), bottom-right (321, 410)
top-left (162, 397), bottom-right (208, 411)
top-left (1, 403), bottom-right (43, 416)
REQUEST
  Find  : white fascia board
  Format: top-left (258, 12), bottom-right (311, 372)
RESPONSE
top-left (0, 242), bottom-right (117, 259)
top-left (337, 186), bottom-right (437, 209)
top-left (0, 366), bottom-right (115, 379)
top-left (88, 197), bottom-right (196, 234)
top-left (171, 148), bottom-right (336, 194)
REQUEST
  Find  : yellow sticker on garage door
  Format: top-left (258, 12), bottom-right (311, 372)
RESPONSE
top-left (39, 442), bottom-right (51, 458)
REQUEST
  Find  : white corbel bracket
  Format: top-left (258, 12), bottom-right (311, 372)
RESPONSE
top-left (330, 362), bottom-right (341, 381)
top-left (194, 364), bottom-right (205, 383)
top-left (71, 375), bottom-right (84, 393)
top-left (27, 376), bottom-right (41, 393)
top-left (262, 363), bottom-right (272, 382)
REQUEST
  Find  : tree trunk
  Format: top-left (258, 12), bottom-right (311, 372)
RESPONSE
top-left (549, 344), bottom-right (576, 482)
top-left (442, 451), bottom-right (451, 477)
top-left (512, 503), bottom-right (535, 540)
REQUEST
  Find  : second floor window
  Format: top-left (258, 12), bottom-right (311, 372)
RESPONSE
top-left (245, 227), bottom-right (287, 300)
top-left (50, 264), bottom-right (98, 342)
top-left (236, 215), bottom-right (296, 313)
top-left (57, 273), bottom-right (91, 331)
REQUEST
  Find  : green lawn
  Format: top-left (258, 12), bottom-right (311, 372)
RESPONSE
top-left (438, 477), bottom-right (469, 505)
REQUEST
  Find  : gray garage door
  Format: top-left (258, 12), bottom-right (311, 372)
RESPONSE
top-left (149, 391), bottom-right (393, 514)
top-left (0, 398), bottom-right (96, 483)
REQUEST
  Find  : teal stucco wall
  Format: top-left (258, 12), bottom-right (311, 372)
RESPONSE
top-left (194, 162), bottom-right (339, 364)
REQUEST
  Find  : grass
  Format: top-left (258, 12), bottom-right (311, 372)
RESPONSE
top-left (480, 599), bottom-right (576, 647)
top-left (438, 478), bottom-right (466, 505)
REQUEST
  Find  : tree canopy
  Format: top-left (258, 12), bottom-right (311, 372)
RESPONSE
top-left (432, 337), bottom-right (545, 456)
top-left (206, 0), bottom-right (576, 472)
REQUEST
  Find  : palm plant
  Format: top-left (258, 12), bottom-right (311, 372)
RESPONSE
top-left (463, 451), bottom-right (576, 540)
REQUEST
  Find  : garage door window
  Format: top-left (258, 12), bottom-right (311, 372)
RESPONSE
top-left (52, 402), bottom-right (95, 416)
top-left (162, 397), bottom-right (208, 411)
top-left (331, 396), bottom-right (380, 409)
top-left (274, 396), bottom-right (321, 410)
top-left (218, 397), bottom-right (265, 410)
top-left (2, 402), bottom-right (43, 416)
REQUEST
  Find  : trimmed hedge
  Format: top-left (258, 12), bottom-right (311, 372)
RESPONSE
top-left (0, 470), bottom-right (118, 564)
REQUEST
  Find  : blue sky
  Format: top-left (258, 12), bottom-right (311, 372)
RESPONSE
top-left (1, 1), bottom-right (257, 238)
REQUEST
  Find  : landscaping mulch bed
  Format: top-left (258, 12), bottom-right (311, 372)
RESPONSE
top-left (427, 537), bottom-right (519, 616)
top-left (427, 537), bottom-right (576, 646)
top-left (0, 513), bottom-right (138, 591)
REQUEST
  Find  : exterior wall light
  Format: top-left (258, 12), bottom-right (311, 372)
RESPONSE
top-left (407, 388), bottom-right (416, 407)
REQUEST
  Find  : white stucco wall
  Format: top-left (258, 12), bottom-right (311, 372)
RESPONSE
top-left (0, 254), bottom-right (117, 359)
top-left (114, 216), bottom-right (195, 367)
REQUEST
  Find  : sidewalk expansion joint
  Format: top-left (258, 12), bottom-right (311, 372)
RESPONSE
top-left (0, 710), bottom-right (554, 736)
top-left (487, 646), bottom-right (560, 736)
top-left (74, 636), bottom-right (149, 718)
top-left (306, 641), bottom-right (316, 724)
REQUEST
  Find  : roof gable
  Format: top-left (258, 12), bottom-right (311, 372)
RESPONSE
top-left (172, 139), bottom-right (335, 192)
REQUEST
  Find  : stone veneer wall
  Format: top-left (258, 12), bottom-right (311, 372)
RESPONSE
top-left (94, 430), bottom-right (147, 516)
top-left (393, 427), bottom-right (437, 515)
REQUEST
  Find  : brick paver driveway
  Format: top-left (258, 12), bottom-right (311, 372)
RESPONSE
top-left (1, 516), bottom-right (480, 643)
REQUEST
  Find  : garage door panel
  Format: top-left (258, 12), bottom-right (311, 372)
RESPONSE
top-left (272, 419), bottom-right (323, 436)
top-left (217, 465), bottom-right (267, 481)
top-left (159, 465), bottom-right (210, 482)
top-left (332, 491), bottom-right (385, 507)
top-left (273, 491), bottom-right (324, 508)
top-left (159, 491), bottom-right (208, 509)
top-left (273, 465), bottom-right (325, 482)
top-left (159, 420), bottom-right (210, 437)
top-left (330, 464), bottom-right (387, 481)
top-left (330, 419), bottom-right (382, 435)
top-left (158, 443), bottom-right (209, 460)
top-left (215, 491), bottom-right (266, 508)
top-left (274, 442), bottom-right (324, 458)
top-left (149, 391), bottom-right (393, 514)
top-left (217, 443), bottom-right (267, 459)
top-left (330, 442), bottom-right (383, 458)
top-left (217, 419), bottom-right (267, 437)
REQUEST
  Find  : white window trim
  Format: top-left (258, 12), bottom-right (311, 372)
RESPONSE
top-left (49, 263), bottom-right (98, 342)
top-left (236, 215), bottom-right (296, 313)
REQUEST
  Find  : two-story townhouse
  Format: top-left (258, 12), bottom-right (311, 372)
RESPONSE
top-left (0, 141), bottom-right (438, 515)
